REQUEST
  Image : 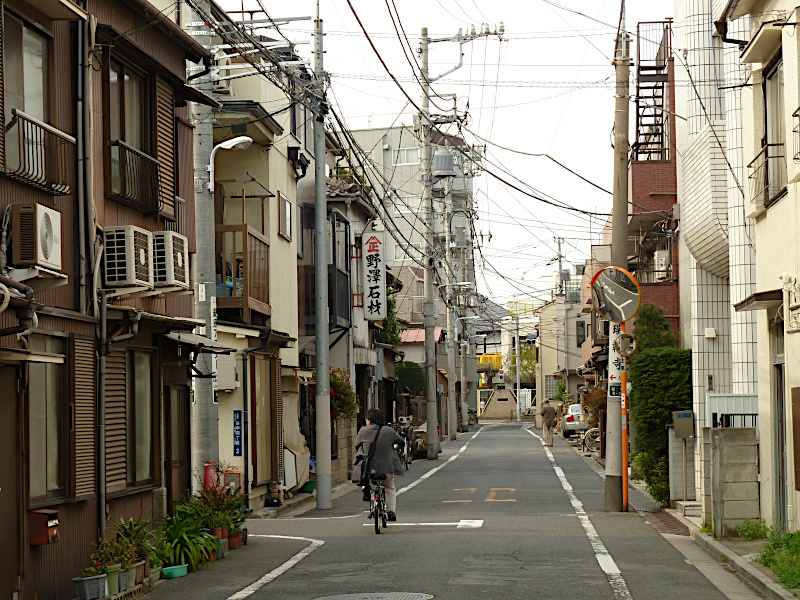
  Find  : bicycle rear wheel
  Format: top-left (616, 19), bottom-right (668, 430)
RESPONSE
top-left (374, 490), bottom-right (382, 534)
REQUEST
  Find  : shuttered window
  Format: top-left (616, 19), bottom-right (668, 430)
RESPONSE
top-left (252, 354), bottom-right (272, 485)
top-left (71, 335), bottom-right (96, 499)
top-left (105, 351), bottom-right (127, 493)
top-left (127, 350), bottom-right (154, 486)
top-left (155, 77), bottom-right (175, 218)
top-left (273, 358), bottom-right (284, 483)
top-left (0, 7), bottom-right (5, 170)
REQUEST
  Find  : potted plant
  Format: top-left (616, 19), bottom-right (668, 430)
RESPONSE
top-left (148, 552), bottom-right (163, 584)
top-left (72, 565), bottom-right (107, 600)
top-left (160, 503), bottom-right (219, 572)
top-left (91, 537), bottom-right (135, 596)
top-left (111, 515), bottom-right (153, 583)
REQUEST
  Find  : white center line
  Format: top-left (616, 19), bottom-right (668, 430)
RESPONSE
top-left (228, 535), bottom-right (324, 599)
top-left (397, 427), bottom-right (483, 495)
top-left (525, 427), bottom-right (634, 600)
top-left (361, 519), bottom-right (484, 528)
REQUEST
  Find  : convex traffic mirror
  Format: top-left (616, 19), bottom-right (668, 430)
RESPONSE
top-left (590, 266), bottom-right (641, 323)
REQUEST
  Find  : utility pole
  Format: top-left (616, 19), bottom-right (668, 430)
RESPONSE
top-left (606, 3), bottom-right (630, 513)
top-left (445, 234), bottom-right (457, 440)
top-left (189, 0), bottom-right (219, 481)
top-left (557, 236), bottom-right (563, 294)
top-left (313, 7), bottom-right (332, 509)
top-left (515, 315), bottom-right (521, 421)
top-left (420, 27), bottom-right (439, 459)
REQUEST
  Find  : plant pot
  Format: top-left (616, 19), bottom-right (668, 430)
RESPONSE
top-left (131, 560), bottom-right (145, 585)
top-left (105, 564), bottom-right (121, 596)
top-left (162, 564), bottom-right (188, 579)
top-left (221, 526), bottom-right (229, 539)
top-left (140, 551), bottom-right (151, 579)
top-left (212, 527), bottom-right (223, 539)
top-left (227, 532), bottom-right (242, 550)
top-left (119, 567), bottom-right (131, 592)
top-left (149, 565), bottom-right (162, 583)
top-left (72, 574), bottom-right (107, 600)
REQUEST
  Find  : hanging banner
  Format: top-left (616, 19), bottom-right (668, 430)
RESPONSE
top-left (362, 232), bottom-right (386, 320)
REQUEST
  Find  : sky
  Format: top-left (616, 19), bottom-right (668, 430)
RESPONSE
top-left (238, 1), bottom-right (677, 308)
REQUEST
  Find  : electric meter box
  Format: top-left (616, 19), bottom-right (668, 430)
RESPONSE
top-left (30, 509), bottom-right (60, 545)
top-left (672, 411), bottom-right (695, 439)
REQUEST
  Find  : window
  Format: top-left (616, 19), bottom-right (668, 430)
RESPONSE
top-left (28, 337), bottom-right (66, 502)
top-left (392, 147), bottom-right (419, 166)
top-left (545, 374), bottom-right (559, 401)
top-left (127, 351), bottom-right (154, 486)
top-left (394, 243), bottom-right (421, 261)
top-left (576, 321), bottom-right (586, 348)
top-left (4, 12), bottom-right (48, 169)
top-left (297, 203), bottom-right (304, 258)
top-left (764, 58), bottom-right (787, 197)
top-left (279, 192), bottom-right (292, 241)
top-left (109, 59), bottom-right (145, 193)
top-left (393, 195), bottom-right (421, 215)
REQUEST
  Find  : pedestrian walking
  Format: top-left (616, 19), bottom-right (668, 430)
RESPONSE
top-left (540, 400), bottom-right (557, 446)
top-left (355, 408), bottom-right (405, 521)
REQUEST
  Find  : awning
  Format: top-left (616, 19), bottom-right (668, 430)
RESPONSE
top-left (0, 349), bottom-right (64, 364)
top-left (108, 307), bottom-right (205, 329)
top-left (741, 21), bottom-right (782, 64)
top-left (734, 289), bottom-right (782, 312)
top-left (179, 83), bottom-right (219, 108)
top-left (166, 331), bottom-right (235, 354)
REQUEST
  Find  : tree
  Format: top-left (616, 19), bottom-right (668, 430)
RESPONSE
top-left (396, 361), bottom-right (425, 396)
top-left (505, 345), bottom-right (537, 385)
top-left (374, 292), bottom-right (403, 348)
top-left (632, 303), bottom-right (678, 351)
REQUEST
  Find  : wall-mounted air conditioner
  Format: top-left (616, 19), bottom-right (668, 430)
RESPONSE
top-left (153, 231), bottom-right (190, 288)
top-left (654, 249), bottom-right (671, 280)
top-left (103, 225), bottom-right (154, 288)
top-left (11, 203), bottom-right (62, 271)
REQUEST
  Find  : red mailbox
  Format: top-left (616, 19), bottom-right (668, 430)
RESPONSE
top-left (30, 509), bottom-right (60, 545)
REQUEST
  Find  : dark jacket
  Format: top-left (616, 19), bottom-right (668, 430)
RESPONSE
top-left (355, 423), bottom-right (405, 476)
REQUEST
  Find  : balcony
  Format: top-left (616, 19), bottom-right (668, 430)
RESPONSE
top-left (109, 140), bottom-right (161, 215)
top-left (5, 109), bottom-right (75, 195)
top-left (748, 143), bottom-right (786, 211)
top-left (215, 224), bottom-right (270, 323)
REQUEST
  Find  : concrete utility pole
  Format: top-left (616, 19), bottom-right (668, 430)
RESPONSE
top-left (420, 27), bottom-right (440, 459)
top-left (313, 7), bottom-right (332, 509)
top-left (189, 0), bottom-right (219, 481)
top-left (515, 315), bottom-right (522, 421)
top-left (606, 5), bottom-right (630, 513)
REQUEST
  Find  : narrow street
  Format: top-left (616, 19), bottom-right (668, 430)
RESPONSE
top-left (144, 425), bottom-right (762, 600)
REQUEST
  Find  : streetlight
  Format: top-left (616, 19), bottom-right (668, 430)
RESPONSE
top-left (207, 136), bottom-right (253, 191)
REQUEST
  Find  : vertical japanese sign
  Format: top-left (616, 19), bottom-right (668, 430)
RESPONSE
top-left (362, 232), bottom-right (386, 320)
top-left (233, 410), bottom-right (242, 457)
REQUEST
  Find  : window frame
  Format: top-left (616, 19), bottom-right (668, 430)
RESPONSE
top-left (125, 348), bottom-right (158, 489)
top-left (763, 53), bottom-right (787, 206)
top-left (576, 321), bottom-right (586, 348)
top-left (27, 336), bottom-right (68, 507)
top-left (392, 147), bottom-right (419, 166)
top-left (278, 191), bottom-right (292, 241)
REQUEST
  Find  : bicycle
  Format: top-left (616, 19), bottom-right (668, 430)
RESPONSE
top-left (391, 424), bottom-right (412, 470)
top-left (368, 473), bottom-right (388, 534)
top-left (580, 427), bottom-right (601, 454)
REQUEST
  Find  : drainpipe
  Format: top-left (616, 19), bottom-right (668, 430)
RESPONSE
top-left (241, 327), bottom-right (271, 510)
top-left (0, 276), bottom-right (35, 338)
top-left (97, 292), bottom-right (142, 538)
top-left (75, 2), bottom-right (88, 314)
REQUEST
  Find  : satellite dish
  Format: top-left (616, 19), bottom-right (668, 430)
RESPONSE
top-left (590, 266), bottom-right (641, 323)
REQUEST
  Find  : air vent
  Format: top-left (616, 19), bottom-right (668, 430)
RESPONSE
top-left (153, 231), bottom-right (190, 288)
top-left (103, 225), bottom-right (154, 288)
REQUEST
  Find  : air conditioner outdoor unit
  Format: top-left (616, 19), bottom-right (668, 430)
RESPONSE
top-left (654, 249), bottom-right (671, 280)
top-left (213, 56), bottom-right (232, 93)
top-left (11, 203), bottom-right (62, 271)
top-left (153, 231), bottom-right (190, 288)
top-left (103, 225), bottom-right (154, 288)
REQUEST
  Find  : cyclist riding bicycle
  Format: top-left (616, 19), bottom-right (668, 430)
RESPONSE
top-left (355, 408), bottom-right (405, 521)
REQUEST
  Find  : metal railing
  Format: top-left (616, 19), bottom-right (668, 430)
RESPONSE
top-left (5, 109), bottom-right (75, 195)
top-left (748, 143), bottom-right (787, 207)
top-left (109, 140), bottom-right (161, 214)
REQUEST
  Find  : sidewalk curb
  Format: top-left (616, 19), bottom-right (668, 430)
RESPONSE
top-left (666, 510), bottom-right (797, 600)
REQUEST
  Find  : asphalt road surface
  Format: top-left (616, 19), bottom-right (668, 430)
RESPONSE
top-left (146, 424), bottom-right (763, 600)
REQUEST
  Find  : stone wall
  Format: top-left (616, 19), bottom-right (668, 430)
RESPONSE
top-left (331, 417), bottom-right (357, 485)
top-left (711, 427), bottom-right (760, 538)
top-left (700, 428), bottom-right (711, 525)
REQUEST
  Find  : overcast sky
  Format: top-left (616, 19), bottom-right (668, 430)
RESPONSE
top-left (253, 1), bottom-right (676, 308)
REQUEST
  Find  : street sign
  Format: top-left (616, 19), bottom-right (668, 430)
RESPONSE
top-left (590, 266), bottom-right (642, 323)
top-left (609, 383), bottom-right (621, 397)
top-left (362, 233), bottom-right (386, 320)
top-left (233, 410), bottom-right (242, 456)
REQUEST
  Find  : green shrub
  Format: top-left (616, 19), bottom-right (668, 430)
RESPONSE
top-left (757, 529), bottom-right (800, 589)
top-left (628, 346), bottom-right (692, 503)
top-left (158, 504), bottom-right (218, 572)
top-left (737, 519), bottom-right (770, 541)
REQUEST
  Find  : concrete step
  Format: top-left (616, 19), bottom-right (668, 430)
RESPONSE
top-left (674, 500), bottom-right (701, 518)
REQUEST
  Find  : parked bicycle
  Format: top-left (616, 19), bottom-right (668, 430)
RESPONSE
top-left (580, 427), bottom-right (601, 454)
top-left (391, 423), bottom-right (412, 470)
top-left (368, 473), bottom-right (388, 534)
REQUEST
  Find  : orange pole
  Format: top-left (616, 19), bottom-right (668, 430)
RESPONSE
top-left (621, 321), bottom-right (629, 512)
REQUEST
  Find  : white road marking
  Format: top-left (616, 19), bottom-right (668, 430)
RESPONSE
top-left (227, 535), bottom-right (324, 599)
top-left (361, 519), bottom-right (483, 528)
top-left (525, 427), bottom-right (634, 600)
top-left (397, 427), bottom-right (483, 495)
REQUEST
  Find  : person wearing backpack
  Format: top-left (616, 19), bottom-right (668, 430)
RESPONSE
top-left (355, 408), bottom-right (405, 521)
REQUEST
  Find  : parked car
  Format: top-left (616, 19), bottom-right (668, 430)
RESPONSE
top-left (562, 403), bottom-right (586, 438)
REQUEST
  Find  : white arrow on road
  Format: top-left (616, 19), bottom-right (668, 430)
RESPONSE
top-left (363, 519), bottom-right (483, 528)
